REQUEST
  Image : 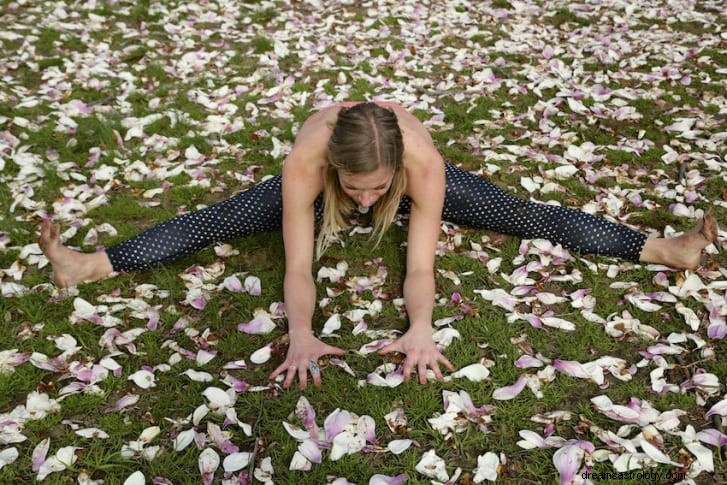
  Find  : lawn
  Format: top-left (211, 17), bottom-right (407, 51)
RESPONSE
top-left (0, 0), bottom-right (726, 484)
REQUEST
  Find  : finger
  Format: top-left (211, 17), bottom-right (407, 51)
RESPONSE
top-left (418, 361), bottom-right (428, 385)
top-left (51, 223), bottom-right (60, 241)
top-left (269, 364), bottom-right (285, 380)
top-left (378, 342), bottom-right (398, 356)
top-left (402, 358), bottom-right (414, 382)
top-left (298, 365), bottom-right (308, 391)
top-left (309, 359), bottom-right (322, 387)
top-left (283, 365), bottom-right (297, 389)
top-left (430, 360), bottom-right (445, 381)
top-left (438, 354), bottom-right (456, 372)
top-left (325, 345), bottom-right (347, 356)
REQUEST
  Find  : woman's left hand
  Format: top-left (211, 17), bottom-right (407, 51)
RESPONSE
top-left (378, 327), bottom-right (456, 384)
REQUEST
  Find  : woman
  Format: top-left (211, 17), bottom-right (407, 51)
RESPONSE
top-left (40, 101), bottom-right (718, 390)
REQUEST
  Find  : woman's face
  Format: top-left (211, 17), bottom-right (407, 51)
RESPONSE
top-left (338, 165), bottom-right (394, 208)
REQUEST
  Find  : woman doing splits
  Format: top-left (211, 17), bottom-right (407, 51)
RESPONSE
top-left (40, 101), bottom-right (718, 389)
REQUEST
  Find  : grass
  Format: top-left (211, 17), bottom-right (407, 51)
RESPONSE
top-left (1, 0), bottom-right (726, 484)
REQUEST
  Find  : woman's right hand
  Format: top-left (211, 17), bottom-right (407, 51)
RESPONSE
top-left (269, 332), bottom-right (346, 390)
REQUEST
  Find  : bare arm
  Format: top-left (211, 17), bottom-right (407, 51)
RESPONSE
top-left (269, 116), bottom-right (345, 389)
top-left (379, 146), bottom-right (455, 383)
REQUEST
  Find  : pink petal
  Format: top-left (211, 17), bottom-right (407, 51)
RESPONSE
top-left (368, 473), bottom-right (408, 485)
top-left (236, 312), bottom-right (275, 334)
top-left (223, 276), bottom-right (244, 292)
top-left (493, 375), bottom-right (529, 401)
top-left (244, 276), bottom-right (261, 296)
top-left (706, 398), bottom-right (727, 418)
top-left (31, 438), bottom-right (50, 472)
top-left (515, 355), bottom-right (544, 368)
top-left (324, 409), bottom-right (353, 441)
top-left (298, 439), bottom-right (322, 464)
top-left (553, 445), bottom-right (585, 484)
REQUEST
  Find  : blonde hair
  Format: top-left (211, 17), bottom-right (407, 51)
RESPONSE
top-left (316, 102), bottom-right (406, 258)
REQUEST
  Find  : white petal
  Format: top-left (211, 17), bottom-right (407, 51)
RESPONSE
top-left (122, 471), bottom-right (145, 485)
top-left (75, 428), bottom-right (110, 439)
top-left (638, 438), bottom-right (678, 466)
top-left (686, 441), bottom-right (714, 472)
top-left (139, 426), bottom-right (160, 444)
top-left (0, 447), bottom-right (19, 469)
top-left (174, 429), bottom-right (196, 451)
top-left (199, 448), bottom-right (220, 482)
top-left (387, 439), bottom-right (413, 455)
top-left (298, 439), bottom-right (322, 464)
top-left (473, 452), bottom-right (499, 483)
top-left (250, 344), bottom-right (272, 364)
top-left (244, 276), bottom-right (261, 295)
top-left (222, 452), bottom-right (252, 473)
top-left (193, 404), bottom-right (210, 426)
top-left (183, 369), bottom-right (214, 382)
top-left (202, 387), bottom-right (232, 409)
top-left (282, 422), bottom-right (311, 441)
top-left (289, 451), bottom-right (311, 471)
top-left (321, 314), bottom-right (342, 336)
top-left (415, 449), bottom-right (449, 482)
top-left (540, 316), bottom-right (577, 331)
top-left (452, 364), bottom-right (490, 382)
top-left (128, 369), bottom-right (156, 389)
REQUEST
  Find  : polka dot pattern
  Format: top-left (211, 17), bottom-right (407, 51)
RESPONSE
top-left (436, 163), bottom-right (647, 262)
top-left (106, 163), bottom-right (646, 272)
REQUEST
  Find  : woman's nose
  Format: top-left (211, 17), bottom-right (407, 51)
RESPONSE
top-left (358, 193), bottom-right (375, 207)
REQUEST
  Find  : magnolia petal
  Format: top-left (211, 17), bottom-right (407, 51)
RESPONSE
top-left (75, 428), bottom-right (110, 439)
top-left (298, 439), bottom-right (322, 464)
top-left (686, 441), bottom-right (714, 472)
top-left (31, 438), bottom-right (50, 472)
top-left (0, 447), bottom-right (19, 470)
top-left (321, 313), bottom-right (342, 336)
top-left (452, 364), bottom-right (490, 382)
top-left (473, 451), bottom-right (500, 483)
top-left (330, 430), bottom-right (365, 461)
top-left (492, 375), bottom-right (528, 401)
top-left (282, 422), bottom-right (311, 441)
top-left (369, 474), bottom-right (408, 485)
top-left (514, 355), bottom-right (544, 368)
top-left (516, 430), bottom-right (550, 450)
top-left (325, 408), bottom-right (353, 442)
top-left (638, 438), bottom-right (678, 466)
top-left (244, 276), bottom-right (261, 296)
top-left (289, 451), bottom-right (311, 471)
top-left (37, 446), bottom-right (79, 481)
top-left (128, 369), bottom-right (156, 389)
top-left (193, 404), bottom-right (210, 426)
top-left (199, 448), bottom-right (220, 485)
top-left (415, 449), bottom-right (449, 482)
top-left (250, 344), bottom-right (272, 364)
top-left (238, 312), bottom-right (276, 335)
top-left (553, 445), bottom-right (584, 485)
top-left (541, 316), bottom-right (577, 331)
top-left (183, 369), bottom-right (214, 382)
top-left (202, 387), bottom-right (233, 409)
top-left (222, 275), bottom-right (244, 292)
top-left (387, 439), bottom-right (413, 455)
top-left (174, 429), bottom-right (196, 451)
top-left (123, 471), bottom-right (145, 485)
top-left (222, 452), bottom-right (252, 473)
top-left (139, 426), bottom-right (160, 444)
top-left (358, 415), bottom-right (377, 443)
top-left (706, 398), bottom-right (727, 417)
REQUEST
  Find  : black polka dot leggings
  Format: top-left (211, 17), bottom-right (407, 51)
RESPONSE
top-left (106, 163), bottom-right (647, 271)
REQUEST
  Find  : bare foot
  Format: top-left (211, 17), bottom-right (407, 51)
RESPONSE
top-left (641, 207), bottom-right (719, 269)
top-left (39, 220), bottom-right (114, 288)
